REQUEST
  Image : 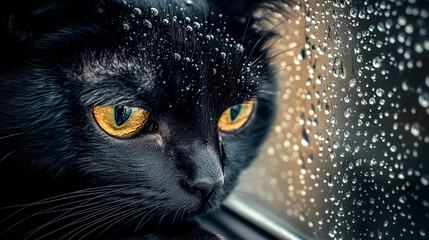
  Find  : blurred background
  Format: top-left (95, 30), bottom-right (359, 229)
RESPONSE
top-left (231, 0), bottom-right (429, 239)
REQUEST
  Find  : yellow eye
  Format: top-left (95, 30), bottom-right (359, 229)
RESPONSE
top-left (218, 100), bottom-right (255, 132)
top-left (93, 106), bottom-right (150, 137)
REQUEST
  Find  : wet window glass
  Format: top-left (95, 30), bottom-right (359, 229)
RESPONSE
top-left (232, 0), bottom-right (429, 239)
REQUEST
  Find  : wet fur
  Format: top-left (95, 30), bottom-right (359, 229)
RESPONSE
top-left (0, 0), bottom-right (288, 238)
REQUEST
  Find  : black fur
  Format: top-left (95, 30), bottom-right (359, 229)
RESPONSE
top-left (0, 0), bottom-right (287, 238)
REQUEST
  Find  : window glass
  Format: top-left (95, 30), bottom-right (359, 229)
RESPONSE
top-left (234, 0), bottom-right (429, 239)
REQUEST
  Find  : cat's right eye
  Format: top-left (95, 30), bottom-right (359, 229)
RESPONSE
top-left (93, 106), bottom-right (150, 137)
top-left (218, 100), bottom-right (255, 132)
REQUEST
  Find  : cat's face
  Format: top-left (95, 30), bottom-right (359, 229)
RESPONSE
top-left (0, 0), bottom-right (280, 236)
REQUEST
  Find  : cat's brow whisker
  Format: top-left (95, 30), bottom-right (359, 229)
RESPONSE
top-left (249, 30), bottom-right (291, 66)
top-left (0, 132), bottom-right (23, 139)
top-left (0, 150), bottom-right (15, 163)
top-left (266, 43), bottom-right (303, 61)
top-left (258, 89), bottom-right (278, 96)
top-left (259, 65), bottom-right (287, 76)
top-left (240, 2), bottom-right (258, 46)
top-left (246, 18), bottom-right (288, 61)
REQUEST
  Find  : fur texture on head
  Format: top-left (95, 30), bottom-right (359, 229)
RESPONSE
top-left (0, 0), bottom-right (290, 238)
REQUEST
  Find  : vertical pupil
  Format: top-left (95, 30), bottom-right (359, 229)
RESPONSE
top-left (229, 104), bottom-right (242, 121)
top-left (114, 106), bottom-right (132, 126)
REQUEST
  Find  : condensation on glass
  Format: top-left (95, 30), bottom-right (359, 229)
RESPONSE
top-left (233, 0), bottom-right (429, 239)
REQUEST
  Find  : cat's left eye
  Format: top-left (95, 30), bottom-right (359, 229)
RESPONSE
top-left (93, 106), bottom-right (150, 137)
top-left (218, 100), bottom-right (255, 132)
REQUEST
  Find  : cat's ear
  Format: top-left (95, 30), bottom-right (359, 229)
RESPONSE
top-left (207, 0), bottom-right (293, 24)
top-left (0, 0), bottom-right (97, 43)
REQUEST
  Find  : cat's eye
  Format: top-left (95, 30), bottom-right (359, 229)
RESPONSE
top-left (218, 100), bottom-right (255, 132)
top-left (93, 106), bottom-right (150, 137)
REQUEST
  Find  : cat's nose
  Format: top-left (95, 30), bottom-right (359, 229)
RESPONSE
top-left (191, 176), bottom-right (224, 199)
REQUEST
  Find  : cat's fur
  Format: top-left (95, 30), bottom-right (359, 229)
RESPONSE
top-left (0, 0), bottom-right (288, 238)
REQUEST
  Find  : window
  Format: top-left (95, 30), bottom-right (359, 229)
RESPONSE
top-left (203, 1), bottom-right (429, 239)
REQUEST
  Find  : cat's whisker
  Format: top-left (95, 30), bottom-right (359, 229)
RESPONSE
top-left (0, 132), bottom-right (22, 139)
top-left (24, 187), bottom-right (138, 239)
top-left (20, 200), bottom-right (114, 240)
top-left (64, 202), bottom-right (142, 240)
top-left (112, 198), bottom-right (159, 232)
top-left (95, 206), bottom-right (148, 239)
top-left (0, 185), bottom-right (135, 236)
top-left (0, 150), bottom-right (15, 163)
top-left (73, 199), bottom-right (163, 239)
top-left (1, 194), bottom-right (104, 236)
top-left (88, 204), bottom-right (158, 240)
top-left (230, 190), bottom-right (251, 197)
top-left (171, 208), bottom-right (181, 224)
top-left (157, 210), bottom-right (169, 227)
top-left (134, 205), bottom-right (161, 233)
top-left (34, 205), bottom-right (121, 240)
top-left (31, 198), bottom-right (137, 240)
top-left (179, 209), bottom-right (186, 223)
top-left (0, 184), bottom-right (133, 210)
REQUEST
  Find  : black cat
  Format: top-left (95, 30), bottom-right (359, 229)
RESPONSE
top-left (0, 0), bottom-right (287, 238)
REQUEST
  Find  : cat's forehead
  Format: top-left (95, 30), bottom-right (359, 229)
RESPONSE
top-left (74, 1), bottom-right (265, 110)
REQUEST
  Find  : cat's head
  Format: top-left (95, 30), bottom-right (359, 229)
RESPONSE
top-left (0, 0), bottom-right (288, 235)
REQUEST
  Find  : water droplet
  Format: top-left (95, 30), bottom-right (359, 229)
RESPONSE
top-left (174, 53), bottom-right (182, 61)
top-left (344, 107), bottom-right (352, 118)
top-left (349, 8), bottom-right (357, 18)
top-left (421, 175), bottom-right (429, 186)
top-left (418, 92), bottom-right (429, 108)
top-left (356, 55), bottom-right (363, 62)
top-left (376, 88), bottom-right (385, 97)
top-left (133, 7), bottom-right (142, 15)
top-left (235, 43), bottom-right (244, 53)
top-left (193, 22), bottom-right (201, 29)
top-left (372, 56), bottom-right (382, 68)
top-left (150, 7), bottom-right (159, 16)
top-left (301, 128), bottom-right (309, 147)
top-left (123, 23), bottom-right (130, 31)
top-left (342, 173), bottom-right (348, 184)
top-left (144, 20), bottom-right (153, 29)
top-left (410, 122), bottom-right (420, 137)
top-left (349, 78), bottom-right (356, 88)
top-left (399, 195), bottom-right (407, 204)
